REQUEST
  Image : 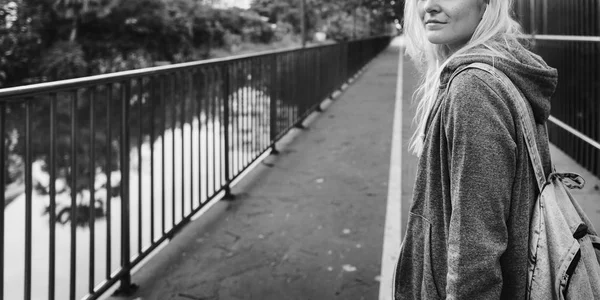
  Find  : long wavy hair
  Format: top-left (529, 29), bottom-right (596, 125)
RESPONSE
top-left (404, 0), bottom-right (523, 156)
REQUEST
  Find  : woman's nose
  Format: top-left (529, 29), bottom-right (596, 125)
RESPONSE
top-left (422, 0), bottom-right (441, 13)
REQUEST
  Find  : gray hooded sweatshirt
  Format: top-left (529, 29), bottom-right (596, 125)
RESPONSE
top-left (394, 38), bottom-right (558, 299)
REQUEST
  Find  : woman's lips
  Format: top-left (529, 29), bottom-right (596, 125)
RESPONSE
top-left (425, 20), bottom-right (446, 30)
top-left (425, 20), bottom-right (446, 25)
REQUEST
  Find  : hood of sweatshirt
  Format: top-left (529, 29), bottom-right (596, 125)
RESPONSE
top-left (439, 38), bottom-right (558, 124)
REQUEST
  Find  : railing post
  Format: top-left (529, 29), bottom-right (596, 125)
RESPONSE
top-left (269, 54), bottom-right (279, 155)
top-left (294, 51), bottom-right (307, 130)
top-left (114, 82), bottom-right (138, 296)
top-left (0, 103), bottom-right (4, 300)
top-left (529, 0), bottom-right (536, 35)
top-left (222, 64), bottom-right (235, 200)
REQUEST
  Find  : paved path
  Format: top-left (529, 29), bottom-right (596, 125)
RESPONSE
top-left (108, 37), bottom-right (600, 300)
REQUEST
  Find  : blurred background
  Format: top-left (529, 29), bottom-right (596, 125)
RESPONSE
top-left (0, 0), bottom-right (404, 88)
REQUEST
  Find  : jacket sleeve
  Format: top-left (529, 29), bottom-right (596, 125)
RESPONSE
top-left (442, 71), bottom-right (517, 300)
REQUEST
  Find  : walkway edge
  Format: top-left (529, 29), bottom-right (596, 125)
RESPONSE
top-left (379, 43), bottom-right (404, 300)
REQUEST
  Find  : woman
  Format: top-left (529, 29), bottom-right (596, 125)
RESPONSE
top-left (394, 0), bottom-right (557, 299)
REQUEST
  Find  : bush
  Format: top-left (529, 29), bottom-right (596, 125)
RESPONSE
top-left (90, 49), bottom-right (153, 74)
top-left (39, 41), bottom-right (88, 80)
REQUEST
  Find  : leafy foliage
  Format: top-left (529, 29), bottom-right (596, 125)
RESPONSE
top-left (39, 41), bottom-right (88, 78)
top-left (250, 0), bottom-right (400, 41)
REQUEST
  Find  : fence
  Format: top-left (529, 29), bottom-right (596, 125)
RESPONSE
top-left (0, 36), bottom-right (392, 300)
top-left (515, 0), bottom-right (600, 177)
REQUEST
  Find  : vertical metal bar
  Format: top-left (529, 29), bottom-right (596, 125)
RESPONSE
top-left (597, 41), bottom-right (600, 176)
top-left (235, 63), bottom-right (241, 172)
top-left (48, 95), bottom-right (56, 300)
top-left (289, 54), bottom-right (294, 129)
top-left (0, 103), bottom-right (4, 299)
top-left (198, 70), bottom-right (203, 201)
top-left (230, 64), bottom-right (236, 176)
top-left (220, 67), bottom-right (226, 189)
top-left (89, 88), bottom-right (96, 293)
top-left (247, 60), bottom-right (253, 160)
top-left (216, 69), bottom-right (222, 190)
top-left (238, 63), bottom-right (242, 169)
top-left (282, 55), bottom-right (287, 131)
top-left (585, 41), bottom-right (591, 168)
top-left (24, 101), bottom-right (32, 300)
top-left (246, 59), bottom-right (255, 161)
top-left (70, 91), bottom-right (78, 300)
top-left (570, 39), bottom-right (576, 158)
top-left (209, 68), bottom-right (214, 196)
top-left (258, 60), bottom-right (263, 151)
top-left (204, 71), bottom-right (210, 199)
top-left (597, 0), bottom-right (600, 36)
top-left (264, 59), bottom-right (270, 149)
top-left (150, 77), bottom-right (155, 242)
top-left (259, 60), bottom-right (264, 151)
top-left (204, 70), bottom-right (210, 201)
top-left (195, 71), bottom-right (202, 207)
top-left (161, 76), bottom-right (166, 234)
top-left (105, 84), bottom-right (112, 280)
top-left (560, 0), bottom-right (565, 35)
top-left (302, 52), bottom-right (307, 116)
top-left (290, 54), bottom-right (295, 128)
top-left (180, 72), bottom-right (185, 217)
top-left (137, 79), bottom-right (143, 254)
top-left (298, 53), bottom-right (302, 121)
top-left (573, 39), bottom-right (579, 162)
top-left (212, 68), bottom-right (217, 194)
top-left (256, 60), bottom-right (262, 152)
top-left (188, 71), bottom-right (194, 211)
top-left (581, 0), bottom-right (586, 35)
top-left (119, 81), bottom-right (133, 292)
top-left (252, 60), bottom-right (258, 158)
top-left (255, 60), bottom-right (260, 152)
top-left (242, 61), bottom-right (246, 166)
top-left (223, 64), bottom-right (231, 196)
top-left (259, 60), bottom-right (265, 151)
top-left (171, 74), bottom-right (176, 226)
top-left (304, 52), bottom-right (309, 112)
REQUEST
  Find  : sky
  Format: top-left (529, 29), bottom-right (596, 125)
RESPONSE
top-left (216, 0), bottom-right (252, 9)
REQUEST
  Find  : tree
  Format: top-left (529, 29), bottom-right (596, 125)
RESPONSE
top-left (249, 0), bottom-right (399, 42)
top-left (0, 0), bottom-right (49, 87)
top-left (51, 0), bottom-right (117, 42)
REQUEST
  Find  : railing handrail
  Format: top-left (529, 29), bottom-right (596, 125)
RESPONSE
top-left (549, 116), bottom-right (600, 151)
top-left (524, 30), bottom-right (600, 177)
top-left (0, 37), bottom-right (387, 101)
top-left (521, 34), bottom-right (600, 42)
top-left (522, 33), bottom-right (600, 150)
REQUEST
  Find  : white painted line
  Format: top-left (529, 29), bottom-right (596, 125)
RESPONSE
top-left (379, 37), bottom-right (405, 300)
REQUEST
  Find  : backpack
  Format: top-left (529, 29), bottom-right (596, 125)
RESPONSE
top-left (467, 63), bottom-right (600, 300)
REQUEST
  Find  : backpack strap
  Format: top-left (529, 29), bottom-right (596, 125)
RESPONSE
top-left (463, 63), bottom-right (547, 192)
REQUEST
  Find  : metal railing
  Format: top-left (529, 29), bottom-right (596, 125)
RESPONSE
top-left (0, 36), bottom-right (392, 300)
top-left (515, 0), bottom-right (600, 177)
top-left (533, 37), bottom-right (600, 177)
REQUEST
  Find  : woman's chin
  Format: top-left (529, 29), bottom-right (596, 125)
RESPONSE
top-left (425, 33), bottom-right (448, 46)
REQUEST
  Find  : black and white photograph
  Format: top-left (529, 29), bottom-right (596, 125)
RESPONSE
top-left (0, 0), bottom-right (598, 299)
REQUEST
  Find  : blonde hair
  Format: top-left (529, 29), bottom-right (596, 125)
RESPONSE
top-left (404, 0), bottom-right (523, 156)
